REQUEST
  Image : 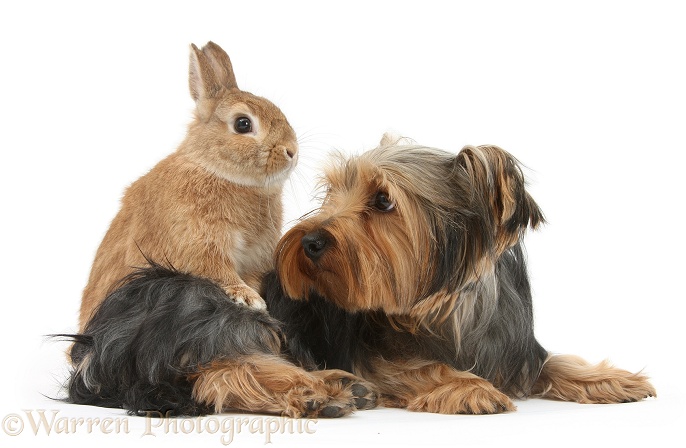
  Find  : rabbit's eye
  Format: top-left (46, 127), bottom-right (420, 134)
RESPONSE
top-left (234, 117), bottom-right (252, 134)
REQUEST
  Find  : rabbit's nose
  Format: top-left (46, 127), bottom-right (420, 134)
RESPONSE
top-left (282, 145), bottom-right (297, 160)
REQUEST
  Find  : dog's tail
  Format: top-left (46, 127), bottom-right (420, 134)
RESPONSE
top-left (59, 263), bottom-right (283, 416)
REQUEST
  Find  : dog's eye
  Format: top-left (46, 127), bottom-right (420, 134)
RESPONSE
top-left (234, 117), bottom-right (252, 134)
top-left (372, 192), bottom-right (395, 212)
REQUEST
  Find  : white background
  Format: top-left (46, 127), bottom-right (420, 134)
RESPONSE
top-left (1, 1), bottom-right (684, 447)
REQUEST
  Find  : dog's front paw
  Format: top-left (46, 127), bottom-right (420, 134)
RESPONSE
top-left (280, 383), bottom-right (354, 418)
top-left (224, 284), bottom-right (267, 310)
top-left (409, 378), bottom-right (516, 415)
top-left (348, 379), bottom-right (379, 410)
top-left (311, 369), bottom-right (379, 410)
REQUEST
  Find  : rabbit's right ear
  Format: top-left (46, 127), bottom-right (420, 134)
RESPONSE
top-left (189, 42), bottom-right (238, 105)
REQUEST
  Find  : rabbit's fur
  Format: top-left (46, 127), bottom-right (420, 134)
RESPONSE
top-left (79, 42), bottom-right (298, 330)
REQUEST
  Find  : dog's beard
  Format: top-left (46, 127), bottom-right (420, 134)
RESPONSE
top-left (276, 213), bottom-right (429, 314)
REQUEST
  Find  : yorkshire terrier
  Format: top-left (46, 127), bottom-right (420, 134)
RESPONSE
top-left (65, 135), bottom-right (655, 417)
top-left (269, 134), bottom-right (656, 413)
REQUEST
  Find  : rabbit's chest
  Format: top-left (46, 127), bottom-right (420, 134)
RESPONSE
top-left (229, 230), bottom-right (275, 275)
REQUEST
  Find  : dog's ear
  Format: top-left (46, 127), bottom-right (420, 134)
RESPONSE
top-left (378, 132), bottom-right (416, 148)
top-left (379, 132), bottom-right (400, 147)
top-left (456, 145), bottom-right (544, 251)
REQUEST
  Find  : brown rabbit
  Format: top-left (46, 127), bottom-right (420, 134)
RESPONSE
top-left (79, 42), bottom-right (298, 330)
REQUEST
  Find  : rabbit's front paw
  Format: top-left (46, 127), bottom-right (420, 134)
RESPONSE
top-left (224, 284), bottom-right (267, 310)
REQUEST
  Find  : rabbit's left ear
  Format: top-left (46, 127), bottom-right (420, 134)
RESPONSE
top-left (189, 41), bottom-right (238, 104)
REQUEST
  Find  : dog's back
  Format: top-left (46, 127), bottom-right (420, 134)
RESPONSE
top-left (69, 263), bottom-right (282, 416)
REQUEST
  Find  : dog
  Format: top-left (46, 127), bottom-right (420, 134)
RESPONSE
top-left (64, 135), bottom-right (655, 416)
top-left (268, 134), bottom-right (656, 414)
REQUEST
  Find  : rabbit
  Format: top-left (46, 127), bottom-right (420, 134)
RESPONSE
top-left (78, 41), bottom-right (298, 331)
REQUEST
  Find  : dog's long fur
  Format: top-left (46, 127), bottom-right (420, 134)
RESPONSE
top-left (66, 265), bottom-right (280, 416)
top-left (64, 136), bottom-right (655, 416)
top-left (265, 243), bottom-right (546, 399)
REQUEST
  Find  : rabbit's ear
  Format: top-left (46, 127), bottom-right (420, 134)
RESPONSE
top-left (202, 41), bottom-right (238, 90)
top-left (189, 42), bottom-right (238, 104)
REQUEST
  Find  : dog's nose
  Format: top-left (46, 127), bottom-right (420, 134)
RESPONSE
top-left (301, 231), bottom-right (328, 261)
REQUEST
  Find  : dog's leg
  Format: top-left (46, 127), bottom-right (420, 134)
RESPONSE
top-left (532, 354), bottom-right (656, 403)
top-left (361, 358), bottom-right (515, 414)
top-left (191, 354), bottom-right (359, 418)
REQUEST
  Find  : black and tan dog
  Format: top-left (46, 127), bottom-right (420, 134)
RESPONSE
top-left (65, 135), bottom-right (655, 416)
top-left (271, 134), bottom-right (656, 413)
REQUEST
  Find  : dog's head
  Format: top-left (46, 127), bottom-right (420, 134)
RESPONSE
top-left (276, 134), bottom-right (543, 317)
